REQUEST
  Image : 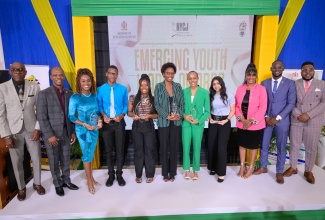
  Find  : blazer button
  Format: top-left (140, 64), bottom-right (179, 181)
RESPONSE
top-left (21, 118), bottom-right (23, 120)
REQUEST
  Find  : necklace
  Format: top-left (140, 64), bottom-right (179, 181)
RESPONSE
top-left (82, 93), bottom-right (91, 97)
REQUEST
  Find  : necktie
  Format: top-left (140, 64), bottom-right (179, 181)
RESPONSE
top-left (110, 87), bottom-right (115, 117)
top-left (305, 81), bottom-right (310, 93)
top-left (18, 85), bottom-right (24, 103)
top-left (272, 80), bottom-right (278, 97)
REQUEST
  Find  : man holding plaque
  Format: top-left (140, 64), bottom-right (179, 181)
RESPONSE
top-left (97, 65), bottom-right (128, 187)
top-left (0, 62), bottom-right (45, 201)
top-left (37, 67), bottom-right (79, 196)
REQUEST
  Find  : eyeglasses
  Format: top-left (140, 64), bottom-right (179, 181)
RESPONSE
top-left (10, 68), bottom-right (25, 72)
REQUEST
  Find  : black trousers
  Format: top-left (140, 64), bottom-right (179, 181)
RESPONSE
top-left (158, 122), bottom-right (181, 179)
top-left (132, 121), bottom-right (156, 178)
top-left (207, 120), bottom-right (231, 176)
top-left (102, 119), bottom-right (126, 176)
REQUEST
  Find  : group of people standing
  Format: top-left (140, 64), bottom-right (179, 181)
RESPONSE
top-left (0, 60), bottom-right (324, 201)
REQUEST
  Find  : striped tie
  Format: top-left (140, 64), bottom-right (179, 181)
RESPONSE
top-left (18, 85), bottom-right (24, 103)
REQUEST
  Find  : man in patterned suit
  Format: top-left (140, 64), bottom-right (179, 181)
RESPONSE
top-left (0, 62), bottom-right (45, 201)
top-left (37, 67), bottom-right (79, 196)
top-left (284, 61), bottom-right (325, 184)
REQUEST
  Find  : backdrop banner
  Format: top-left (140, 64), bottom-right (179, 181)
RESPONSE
top-left (108, 15), bottom-right (254, 129)
top-left (25, 65), bottom-right (50, 91)
top-left (0, 29), bottom-right (5, 70)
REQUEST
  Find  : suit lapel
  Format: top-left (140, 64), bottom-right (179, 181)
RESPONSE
top-left (274, 78), bottom-right (286, 98)
top-left (22, 81), bottom-right (31, 107)
top-left (266, 79), bottom-right (273, 100)
top-left (50, 86), bottom-right (62, 107)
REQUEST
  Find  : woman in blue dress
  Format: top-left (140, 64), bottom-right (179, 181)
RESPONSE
top-left (68, 68), bottom-right (102, 194)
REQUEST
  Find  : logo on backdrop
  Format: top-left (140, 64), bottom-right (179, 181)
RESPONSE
top-left (172, 22), bottom-right (191, 37)
top-left (239, 21), bottom-right (247, 37)
top-left (112, 21), bottom-right (136, 39)
top-left (121, 21), bottom-right (127, 31)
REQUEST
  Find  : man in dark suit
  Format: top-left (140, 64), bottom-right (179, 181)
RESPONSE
top-left (253, 60), bottom-right (296, 184)
top-left (0, 62), bottom-right (45, 201)
top-left (284, 61), bottom-right (325, 184)
top-left (37, 67), bottom-right (79, 196)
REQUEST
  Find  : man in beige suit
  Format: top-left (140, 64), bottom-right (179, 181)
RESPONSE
top-left (284, 61), bottom-right (325, 184)
top-left (0, 62), bottom-right (45, 201)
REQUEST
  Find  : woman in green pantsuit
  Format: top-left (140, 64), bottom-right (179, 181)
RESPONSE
top-left (182, 71), bottom-right (210, 180)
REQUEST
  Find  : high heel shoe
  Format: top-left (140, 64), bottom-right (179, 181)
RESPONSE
top-left (243, 165), bottom-right (254, 179)
top-left (89, 188), bottom-right (95, 195)
top-left (237, 163), bottom-right (247, 177)
top-left (184, 170), bottom-right (190, 180)
top-left (193, 171), bottom-right (198, 181)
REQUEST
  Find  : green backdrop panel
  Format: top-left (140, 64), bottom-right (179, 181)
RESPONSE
top-left (72, 0), bottom-right (280, 16)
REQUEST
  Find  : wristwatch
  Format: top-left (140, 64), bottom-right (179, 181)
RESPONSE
top-left (276, 115), bottom-right (282, 121)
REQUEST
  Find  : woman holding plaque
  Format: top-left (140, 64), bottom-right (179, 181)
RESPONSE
top-left (128, 74), bottom-right (158, 183)
top-left (207, 76), bottom-right (235, 183)
top-left (154, 62), bottom-right (184, 182)
top-left (235, 63), bottom-right (267, 179)
top-left (68, 68), bottom-right (102, 194)
top-left (182, 71), bottom-right (210, 180)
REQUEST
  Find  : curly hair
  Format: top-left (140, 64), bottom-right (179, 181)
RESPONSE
top-left (75, 68), bottom-right (96, 94)
top-left (209, 76), bottom-right (228, 107)
top-left (161, 62), bottom-right (177, 74)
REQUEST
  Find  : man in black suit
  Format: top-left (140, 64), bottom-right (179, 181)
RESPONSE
top-left (37, 67), bottom-right (79, 196)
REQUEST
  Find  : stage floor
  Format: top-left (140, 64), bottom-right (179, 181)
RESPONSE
top-left (0, 164), bottom-right (325, 219)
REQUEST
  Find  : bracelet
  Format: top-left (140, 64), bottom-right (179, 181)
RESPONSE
top-left (249, 118), bottom-right (259, 125)
top-left (236, 116), bottom-right (242, 121)
top-left (82, 123), bottom-right (86, 127)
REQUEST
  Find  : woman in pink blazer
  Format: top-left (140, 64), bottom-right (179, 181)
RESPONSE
top-left (235, 63), bottom-right (267, 179)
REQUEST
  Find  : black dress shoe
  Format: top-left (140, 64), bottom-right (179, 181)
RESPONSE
top-left (105, 175), bottom-right (115, 187)
top-left (55, 186), bottom-right (65, 196)
top-left (117, 175), bottom-right (126, 186)
top-left (217, 178), bottom-right (224, 183)
top-left (210, 171), bottom-right (216, 175)
top-left (62, 182), bottom-right (79, 190)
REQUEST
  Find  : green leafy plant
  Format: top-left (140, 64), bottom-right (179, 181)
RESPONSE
top-left (70, 138), bottom-right (84, 170)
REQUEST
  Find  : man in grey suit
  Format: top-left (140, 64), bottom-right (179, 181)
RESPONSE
top-left (0, 62), bottom-right (45, 201)
top-left (284, 61), bottom-right (325, 184)
top-left (253, 60), bottom-right (296, 184)
top-left (37, 67), bottom-right (79, 196)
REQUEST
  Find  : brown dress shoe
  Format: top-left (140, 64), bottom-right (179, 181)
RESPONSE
top-left (276, 173), bottom-right (284, 184)
top-left (283, 167), bottom-right (298, 177)
top-left (304, 171), bottom-right (315, 184)
top-left (17, 188), bottom-right (26, 201)
top-left (253, 167), bottom-right (268, 175)
top-left (33, 184), bottom-right (45, 195)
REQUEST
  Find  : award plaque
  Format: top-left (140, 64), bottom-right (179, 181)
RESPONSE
top-left (134, 97), bottom-right (151, 122)
top-left (89, 110), bottom-right (99, 129)
top-left (170, 101), bottom-right (179, 116)
top-left (189, 105), bottom-right (198, 121)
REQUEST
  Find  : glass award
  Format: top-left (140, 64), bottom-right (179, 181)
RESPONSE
top-left (189, 105), bottom-right (198, 121)
top-left (89, 110), bottom-right (99, 129)
top-left (170, 101), bottom-right (179, 116)
top-left (105, 105), bottom-right (116, 119)
top-left (135, 97), bottom-right (151, 122)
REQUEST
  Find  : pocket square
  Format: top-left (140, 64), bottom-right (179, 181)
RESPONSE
top-left (315, 88), bottom-right (321, 92)
top-left (28, 95), bottom-right (35, 97)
